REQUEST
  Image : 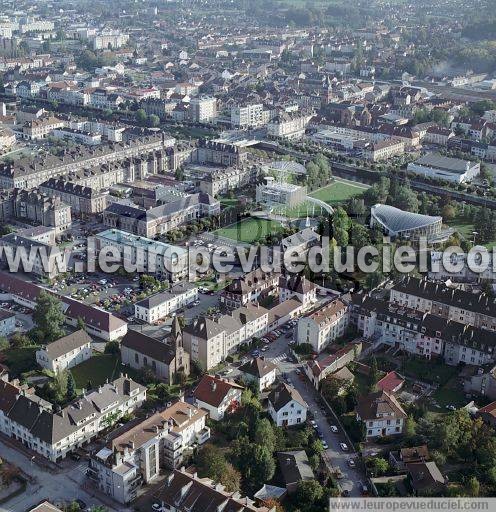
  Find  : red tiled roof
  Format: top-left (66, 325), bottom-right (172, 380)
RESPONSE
top-left (193, 374), bottom-right (243, 408)
top-left (376, 371), bottom-right (405, 394)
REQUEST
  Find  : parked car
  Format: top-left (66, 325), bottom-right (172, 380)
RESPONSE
top-left (348, 458), bottom-right (356, 468)
top-left (340, 443), bottom-right (349, 451)
top-left (330, 425), bottom-right (338, 433)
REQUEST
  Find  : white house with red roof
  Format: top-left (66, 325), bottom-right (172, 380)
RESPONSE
top-left (192, 374), bottom-right (244, 421)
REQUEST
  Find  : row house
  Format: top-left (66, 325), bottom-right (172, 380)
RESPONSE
top-left (134, 282), bottom-right (198, 324)
top-left (0, 376), bottom-right (146, 462)
top-left (39, 178), bottom-right (108, 215)
top-left (354, 294), bottom-right (496, 365)
top-left (390, 276), bottom-right (496, 331)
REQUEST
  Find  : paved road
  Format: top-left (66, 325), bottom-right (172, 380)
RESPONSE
top-left (261, 334), bottom-right (366, 496)
top-left (0, 440), bottom-right (126, 512)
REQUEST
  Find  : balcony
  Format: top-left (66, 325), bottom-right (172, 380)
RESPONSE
top-left (195, 427), bottom-right (211, 445)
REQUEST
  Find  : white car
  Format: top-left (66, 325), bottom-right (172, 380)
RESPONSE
top-left (309, 420), bottom-right (317, 427)
top-left (322, 441), bottom-right (329, 449)
top-left (340, 443), bottom-right (349, 451)
top-left (348, 458), bottom-right (356, 468)
top-left (330, 425), bottom-right (338, 433)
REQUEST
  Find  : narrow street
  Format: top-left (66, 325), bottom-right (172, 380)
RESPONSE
top-left (0, 440), bottom-right (125, 512)
top-left (262, 334), bottom-right (366, 497)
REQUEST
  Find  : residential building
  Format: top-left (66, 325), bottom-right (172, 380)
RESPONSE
top-left (0, 375), bottom-right (146, 462)
top-left (221, 268), bottom-right (280, 310)
top-left (0, 234), bottom-right (64, 279)
top-left (296, 298), bottom-right (350, 353)
top-left (279, 275), bottom-right (317, 311)
top-left (183, 303), bottom-right (269, 370)
top-left (281, 227), bottom-right (321, 259)
top-left (154, 468), bottom-right (275, 512)
top-left (304, 342), bottom-right (362, 389)
top-left (267, 111), bottom-right (312, 139)
top-left (36, 330), bottom-right (92, 373)
top-left (88, 413), bottom-right (168, 503)
top-left (103, 192), bottom-right (219, 238)
top-left (0, 189), bottom-right (72, 235)
top-left (361, 139), bottom-right (405, 161)
top-left (22, 116), bottom-right (65, 140)
top-left (0, 308), bottom-right (15, 337)
top-left (231, 103), bottom-right (266, 128)
top-left (192, 374), bottom-right (244, 421)
top-left (134, 282), bottom-right (198, 323)
top-left (158, 401), bottom-right (210, 469)
top-left (239, 357), bottom-right (278, 392)
top-left (120, 319), bottom-right (190, 384)
top-left (390, 276), bottom-right (496, 331)
top-left (268, 382), bottom-right (308, 427)
top-left (40, 178), bottom-right (108, 215)
top-left (189, 97), bottom-right (217, 123)
top-left (277, 451), bottom-right (315, 493)
top-left (356, 390), bottom-right (407, 439)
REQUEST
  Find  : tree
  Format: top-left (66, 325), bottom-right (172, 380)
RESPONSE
top-left (254, 418), bottom-right (276, 453)
top-left (466, 476), bottom-right (480, 497)
top-left (369, 457), bottom-right (389, 476)
top-left (441, 204), bottom-right (456, 221)
top-left (294, 480), bottom-right (325, 512)
top-left (10, 332), bottom-right (32, 348)
top-left (368, 356), bottom-right (379, 391)
top-left (220, 463), bottom-right (241, 492)
top-left (66, 372), bottom-right (77, 401)
top-left (77, 317), bottom-right (86, 331)
top-left (148, 114), bottom-right (160, 127)
top-left (33, 291), bottom-right (66, 343)
top-left (136, 109), bottom-right (147, 125)
top-left (0, 336), bottom-right (8, 350)
top-left (196, 444), bottom-right (228, 483)
top-left (350, 222), bottom-right (370, 251)
top-left (104, 340), bottom-right (120, 355)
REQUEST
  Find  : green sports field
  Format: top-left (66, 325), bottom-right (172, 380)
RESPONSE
top-left (272, 179), bottom-right (369, 218)
top-left (309, 179), bottom-right (369, 206)
top-left (214, 218), bottom-right (284, 243)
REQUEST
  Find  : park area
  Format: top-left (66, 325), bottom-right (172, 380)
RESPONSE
top-left (214, 218), bottom-right (284, 244)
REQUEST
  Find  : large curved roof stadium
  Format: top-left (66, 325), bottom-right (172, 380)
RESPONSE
top-left (370, 204), bottom-right (442, 239)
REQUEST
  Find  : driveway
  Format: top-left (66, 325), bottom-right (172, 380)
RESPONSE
top-left (261, 333), bottom-right (366, 496)
top-left (0, 440), bottom-right (126, 512)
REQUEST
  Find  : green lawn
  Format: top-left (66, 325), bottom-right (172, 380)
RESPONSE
top-left (214, 218), bottom-right (284, 243)
top-left (400, 357), bottom-right (459, 385)
top-left (447, 215), bottom-right (496, 248)
top-left (271, 179), bottom-right (369, 219)
top-left (309, 179), bottom-right (369, 206)
top-left (71, 353), bottom-right (136, 390)
top-left (430, 377), bottom-right (467, 411)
